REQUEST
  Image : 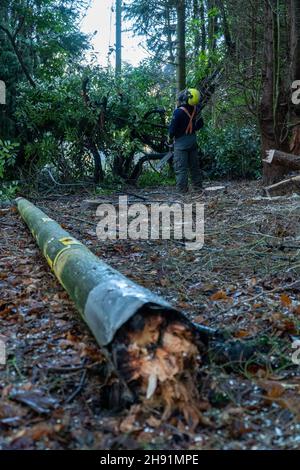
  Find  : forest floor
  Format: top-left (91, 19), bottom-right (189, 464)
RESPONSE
top-left (1, 180), bottom-right (300, 450)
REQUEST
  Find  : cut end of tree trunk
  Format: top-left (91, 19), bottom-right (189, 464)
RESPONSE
top-left (263, 149), bottom-right (276, 165)
top-left (110, 309), bottom-right (203, 428)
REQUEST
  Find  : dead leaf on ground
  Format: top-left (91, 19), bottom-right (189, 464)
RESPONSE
top-left (211, 290), bottom-right (229, 301)
top-left (280, 294), bottom-right (292, 307)
top-left (258, 380), bottom-right (285, 399)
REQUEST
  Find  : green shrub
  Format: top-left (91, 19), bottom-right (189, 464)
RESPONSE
top-left (138, 168), bottom-right (175, 188)
top-left (0, 140), bottom-right (19, 200)
top-left (0, 139), bottom-right (19, 178)
top-left (198, 124), bottom-right (261, 179)
top-left (0, 182), bottom-right (19, 201)
top-left (15, 62), bottom-right (172, 182)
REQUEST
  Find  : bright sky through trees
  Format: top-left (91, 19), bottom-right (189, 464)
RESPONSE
top-left (81, 0), bottom-right (147, 66)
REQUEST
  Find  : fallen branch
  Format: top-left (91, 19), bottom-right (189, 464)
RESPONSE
top-left (44, 169), bottom-right (95, 187)
top-left (263, 175), bottom-right (300, 197)
top-left (65, 369), bottom-right (87, 404)
top-left (129, 152), bottom-right (166, 182)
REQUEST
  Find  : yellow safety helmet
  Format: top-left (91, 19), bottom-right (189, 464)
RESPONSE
top-left (187, 88), bottom-right (200, 106)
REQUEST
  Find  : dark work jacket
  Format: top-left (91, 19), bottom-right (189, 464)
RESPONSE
top-left (168, 104), bottom-right (204, 140)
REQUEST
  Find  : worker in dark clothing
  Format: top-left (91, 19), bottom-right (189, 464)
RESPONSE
top-left (169, 88), bottom-right (204, 193)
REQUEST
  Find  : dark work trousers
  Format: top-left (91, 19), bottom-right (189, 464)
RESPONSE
top-left (173, 134), bottom-right (202, 192)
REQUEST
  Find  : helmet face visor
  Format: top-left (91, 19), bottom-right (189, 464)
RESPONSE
top-left (188, 88), bottom-right (200, 106)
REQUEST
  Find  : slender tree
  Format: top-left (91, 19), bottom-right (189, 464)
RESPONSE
top-left (176, 0), bottom-right (186, 91)
top-left (217, 0), bottom-right (234, 55)
top-left (200, 0), bottom-right (206, 53)
top-left (115, 0), bottom-right (122, 76)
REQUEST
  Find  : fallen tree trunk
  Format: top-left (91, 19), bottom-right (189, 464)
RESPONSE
top-left (263, 175), bottom-right (300, 196)
top-left (263, 149), bottom-right (300, 171)
top-left (16, 198), bottom-right (272, 426)
top-left (16, 197), bottom-right (208, 425)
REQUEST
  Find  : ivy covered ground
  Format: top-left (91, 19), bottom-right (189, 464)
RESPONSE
top-left (0, 181), bottom-right (300, 450)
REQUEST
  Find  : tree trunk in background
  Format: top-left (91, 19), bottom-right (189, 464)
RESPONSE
top-left (16, 198), bottom-right (206, 425)
top-left (165, 5), bottom-right (175, 65)
top-left (217, 0), bottom-right (234, 55)
top-left (259, 0), bottom-right (276, 160)
top-left (289, 0), bottom-right (300, 154)
top-left (259, 0), bottom-right (289, 184)
top-left (200, 0), bottom-right (206, 53)
top-left (263, 175), bottom-right (300, 196)
top-left (290, 0), bottom-right (300, 83)
top-left (176, 0), bottom-right (186, 91)
top-left (115, 0), bottom-right (122, 76)
top-left (0, 24), bottom-right (36, 88)
top-left (193, 0), bottom-right (201, 58)
top-left (87, 140), bottom-right (104, 184)
top-left (207, 0), bottom-right (218, 52)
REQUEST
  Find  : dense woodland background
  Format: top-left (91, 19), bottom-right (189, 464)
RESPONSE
top-left (0, 0), bottom-right (300, 193)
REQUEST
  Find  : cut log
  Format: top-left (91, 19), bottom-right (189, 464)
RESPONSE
top-left (16, 197), bottom-right (206, 425)
top-left (16, 198), bottom-right (272, 426)
top-left (263, 149), bottom-right (300, 171)
top-left (263, 175), bottom-right (300, 197)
